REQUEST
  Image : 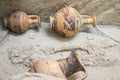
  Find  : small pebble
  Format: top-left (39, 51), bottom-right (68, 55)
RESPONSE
top-left (87, 35), bottom-right (94, 40)
top-left (29, 33), bottom-right (35, 39)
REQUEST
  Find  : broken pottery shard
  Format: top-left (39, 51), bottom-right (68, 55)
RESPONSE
top-left (3, 11), bottom-right (40, 33)
top-left (50, 7), bottom-right (96, 37)
top-left (29, 51), bottom-right (88, 80)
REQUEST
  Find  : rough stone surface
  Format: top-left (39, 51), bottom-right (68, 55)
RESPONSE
top-left (0, 0), bottom-right (120, 25)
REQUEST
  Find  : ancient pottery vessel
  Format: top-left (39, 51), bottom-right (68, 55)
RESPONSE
top-left (50, 7), bottom-right (96, 37)
top-left (3, 11), bottom-right (40, 33)
top-left (29, 51), bottom-right (88, 80)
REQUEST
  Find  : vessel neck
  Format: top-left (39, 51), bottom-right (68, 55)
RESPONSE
top-left (81, 15), bottom-right (96, 27)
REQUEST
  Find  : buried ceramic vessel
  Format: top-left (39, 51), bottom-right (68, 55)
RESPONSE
top-left (29, 51), bottom-right (88, 80)
top-left (50, 7), bottom-right (96, 37)
top-left (3, 11), bottom-right (40, 33)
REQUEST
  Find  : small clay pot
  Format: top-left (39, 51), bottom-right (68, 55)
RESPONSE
top-left (50, 7), bottom-right (96, 37)
top-left (29, 51), bottom-right (88, 80)
top-left (3, 11), bottom-right (40, 33)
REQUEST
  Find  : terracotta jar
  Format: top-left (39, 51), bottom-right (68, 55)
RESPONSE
top-left (3, 11), bottom-right (40, 33)
top-left (50, 7), bottom-right (96, 37)
top-left (29, 51), bottom-right (88, 80)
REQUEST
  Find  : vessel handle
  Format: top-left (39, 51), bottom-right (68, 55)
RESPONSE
top-left (76, 53), bottom-right (88, 80)
top-left (28, 15), bottom-right (40, 26)
top-left (76, 68), bottom-right (88, 80)
top-left (81, 15), bottom-right (91, 19)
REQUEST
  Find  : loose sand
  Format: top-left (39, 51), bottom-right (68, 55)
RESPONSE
top-left (0, 22), bottom-right (120, 80)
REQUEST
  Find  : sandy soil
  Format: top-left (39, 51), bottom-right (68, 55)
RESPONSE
top-left (0, 22), bottom-right (120, 80)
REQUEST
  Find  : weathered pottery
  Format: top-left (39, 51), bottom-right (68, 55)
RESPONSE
top-left (29, 51), bottom-right (88, 80)
top-left (3, 11), bottom-right (40, 33)
top-left (50, 7), bottom-right (96, 37)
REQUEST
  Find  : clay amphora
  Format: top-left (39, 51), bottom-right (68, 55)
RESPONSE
top-left (50, 7), bottom-right (96, 37)
top-left (29, 51), bottom-right (88, 80)
top-left (4, 11), bottom-right (40, 33)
